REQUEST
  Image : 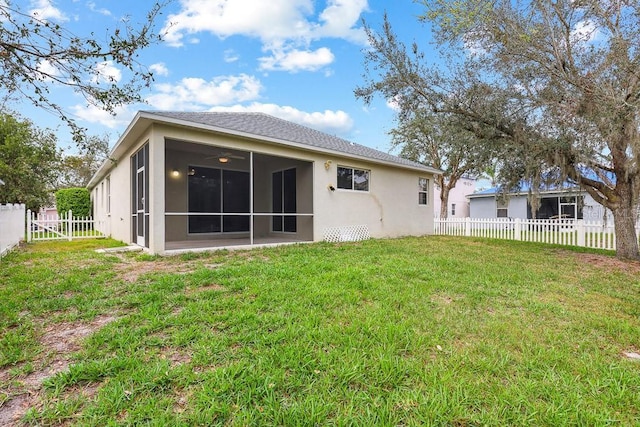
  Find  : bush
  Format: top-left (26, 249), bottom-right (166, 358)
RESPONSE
top-left (55, 188), bottom-right (91, 217)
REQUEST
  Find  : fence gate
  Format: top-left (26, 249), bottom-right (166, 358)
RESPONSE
top-left (26, 210), bottom-right (105, 242)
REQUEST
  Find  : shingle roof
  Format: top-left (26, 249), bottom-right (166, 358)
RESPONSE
top-left (142, 111), bottom-right (439, 173)
top-left (468, 182), bottom-right (581, 198)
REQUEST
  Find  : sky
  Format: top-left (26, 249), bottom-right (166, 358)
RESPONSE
top-left (10, 0), bottom-right (436, 154)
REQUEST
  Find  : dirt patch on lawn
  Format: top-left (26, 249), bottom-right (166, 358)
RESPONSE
top-left (0, 314), bottom-right (117, 426)
top-left (556, 250), bottom-right (640, 275)
top-left (111, 254), bottom-right (224, 283)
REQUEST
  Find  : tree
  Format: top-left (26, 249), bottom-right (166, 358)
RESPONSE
top-left (389, 109), bottom-right (493, 218)
top-left (0, 1), bottom-right (168, 145)
top-left (357, 1), bottom-right (640, 259)
top-left (55, 188), bottom-right (91, 217)
top-left (0, 112), bottom-right (62, 211)
top-left (59, 134), bottom-right (111, 188)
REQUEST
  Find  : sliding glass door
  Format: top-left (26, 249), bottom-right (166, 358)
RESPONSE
top-left (272, 168), bottom-right (297, 232)
top-left (188, 166), bottom-right (250, 233)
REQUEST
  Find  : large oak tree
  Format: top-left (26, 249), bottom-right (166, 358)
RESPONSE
top-left (357, 1), bottom-right (640, 259)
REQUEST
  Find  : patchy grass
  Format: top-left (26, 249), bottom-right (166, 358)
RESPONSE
top-left (1, 237), bottom-right (639, 425)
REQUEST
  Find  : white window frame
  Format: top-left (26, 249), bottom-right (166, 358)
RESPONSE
top-left (451, 203), bottom-right (456, 216)
top-left (418, 177), bottom-right (429, 205)
top-left (497, 199), bottom-right (509, 218)
top-left (337, 166), bottom-right (370, 192)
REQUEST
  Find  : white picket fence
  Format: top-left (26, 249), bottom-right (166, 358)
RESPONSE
top-left (26, 210), bottom-right (105, 242)
top-left (434, 217), bottom-right (631, 251)
top-left (0, 203), bottom-right (26, 257)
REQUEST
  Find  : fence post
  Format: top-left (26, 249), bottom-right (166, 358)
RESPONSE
top-left (465, 217), bottom-right (471, 237)
top-left (514, 218), bottom-right (521, 241)
top-left (26, 209), bottom-right (32, 242)
top-left (67, 210), bottom-right (73, 241)
top-left (576, 219), bottom-right (585, 247)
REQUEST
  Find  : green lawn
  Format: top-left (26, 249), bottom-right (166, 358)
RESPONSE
top-left (1, 237), bottom-right (639, 425)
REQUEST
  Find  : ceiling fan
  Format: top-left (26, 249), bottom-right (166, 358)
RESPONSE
top-left (205, 151), bottom-right (245, 163)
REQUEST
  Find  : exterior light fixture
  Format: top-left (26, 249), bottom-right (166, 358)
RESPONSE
top-left (188, 168), bottom-right (196, 176)
top-left (171, 169), bottom-right (180, 177)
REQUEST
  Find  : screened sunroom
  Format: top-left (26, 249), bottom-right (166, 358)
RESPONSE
top-left (163, 139), bottom-right (314, 252)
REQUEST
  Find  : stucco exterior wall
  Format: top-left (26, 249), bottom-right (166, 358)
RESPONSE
top-left (92, 129), bottom-right (153, 245)
top-left (317, 161), bottom-right (433, 238)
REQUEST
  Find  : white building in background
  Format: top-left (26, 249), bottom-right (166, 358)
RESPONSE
top-left (468, 186), bottom-right (612, 223)
top-left (434, 176), bottom-right (477, 218)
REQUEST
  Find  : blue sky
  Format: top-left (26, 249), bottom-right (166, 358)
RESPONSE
top-left (12, 0), bottom-right (436, 154)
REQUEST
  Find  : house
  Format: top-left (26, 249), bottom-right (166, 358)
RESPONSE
top-left (38, 206), bottom-right (58, 218)
top-left (468, 185), bottom-right (612, 222)
top-left (433, 176), bottom-right (476, 218)
top-left (88, 111), bottom-right (441, 255)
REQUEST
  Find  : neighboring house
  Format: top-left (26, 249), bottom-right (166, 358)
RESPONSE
top-left (38, 206), bottom-right (58, 218)
top-left (434, 176), bottom-right (476, 218)
top-left (468, 185), bottom-right (612, 222)
top-left (88, 111), bottom-right (441, 255)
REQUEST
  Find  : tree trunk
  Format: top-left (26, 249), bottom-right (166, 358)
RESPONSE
top-left (439, 186), bottom-right (450, 219)
top-left (612, 205), bottom-right (639, 260)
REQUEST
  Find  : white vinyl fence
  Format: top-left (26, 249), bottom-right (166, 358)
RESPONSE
top-left (0, 203), bottom-right (26, 257)
top-left (26, 210), bottom-right (106, 242)
top-left (434, 217), bottom-right (631, 251)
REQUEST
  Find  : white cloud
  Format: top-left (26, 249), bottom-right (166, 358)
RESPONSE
top-left (149, 62), bottom-right (169, 77)
top-left (571, 20), bottom-right (600, 44)
top-left (259, 47), bottom-right (334, 72)
top-left (87, 2), bottom-right (111, 16)
top-left (208, 102), bottom-right (354, 135)
top-left (161, 0), bottom-right (368, 72)
top-left (36, 60), bottom-right (63, 80)
top-left (385, 97), bottom-right (401, 112)
top-left (162, 0), bottom-right (315, 47)
top-left (146, 74), bottom-right (263, 110)
top-left (224, 49), bottom-right (240, 63)
top-left (29, 0), bottom-right (68, 21)
top-left (92, 61), bottom-right (122, 84)
top-left (315, 0), bottom-right (368, 43)
top-left (70, 104), bottom-right (134, 129)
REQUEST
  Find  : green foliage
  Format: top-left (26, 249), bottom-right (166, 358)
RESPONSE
top-left (55, 188), bottom-right (91, 217)
top-left (2, 238), bottom-right (639, 424)
top-left (390, 109), bottom-right (496, 217)
top-left (0, 111), bottom-right (61, 210)
top-left (59, 134), bottom-right (111, 188)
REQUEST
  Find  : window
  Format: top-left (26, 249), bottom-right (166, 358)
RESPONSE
top-left (337, 166), bottom-right (369, 191)
top-left (106, 176), bottom-right (111, 214)
top-left (497, 199), bottom-right (508, 218)
top-left (418, 177), bottom-right (429, 205)
top-left (451, 203), bottom-right (456, 216)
